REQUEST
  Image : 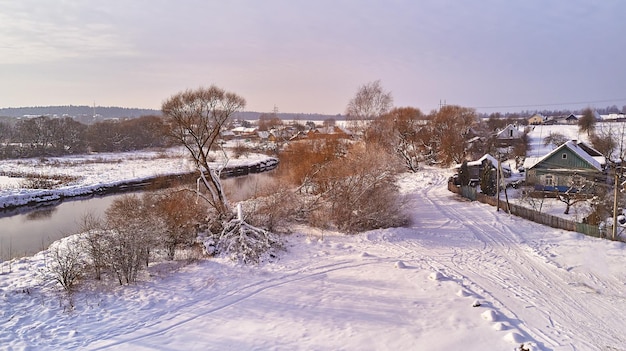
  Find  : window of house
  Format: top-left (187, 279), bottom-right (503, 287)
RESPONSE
top-left (545, 174), bottom-right (554, 186)
top-left (562, 153), bottom-right (567, 159)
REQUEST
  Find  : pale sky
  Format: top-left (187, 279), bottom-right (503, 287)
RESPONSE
top-left (1, 0), bottom-right (625, 114)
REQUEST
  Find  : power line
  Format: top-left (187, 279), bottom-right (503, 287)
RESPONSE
top-left (472, 98), bottom-right (626, 110)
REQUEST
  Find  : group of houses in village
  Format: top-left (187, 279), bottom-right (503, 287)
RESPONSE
top-left (221, 120), bottom-right (352, 145)
top-left (457, 143), bottom-right (608, 195)
top-left (452, 107), bottom-right (626, 197)
top-left (455, 119), bottom-right (610, 198)
top-left (528, 111), bottom-right (626, 125)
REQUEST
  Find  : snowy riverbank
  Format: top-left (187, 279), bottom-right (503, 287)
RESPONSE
top-left (0, 148), bottom-right (275, 210)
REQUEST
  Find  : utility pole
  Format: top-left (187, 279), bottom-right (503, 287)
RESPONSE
top-left (496, 154), bottom-right (500, 212)
top-left (612, 166), bottom-right (619, 240)
top-left (439, 99), bottom-right (447, 110)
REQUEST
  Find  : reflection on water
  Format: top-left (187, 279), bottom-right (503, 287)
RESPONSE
top-left (0, 172), bottom-right (275, 260)
top-left (25, 207), bottom-right (58, 220)
top-left (0, 195), bottom-right (126, 261)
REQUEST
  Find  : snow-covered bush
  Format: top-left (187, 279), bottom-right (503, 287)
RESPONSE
top-left (214, 216), bottom-right (283, 264)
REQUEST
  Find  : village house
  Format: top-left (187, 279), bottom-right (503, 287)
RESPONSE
top-left (495, 124), bottom-right (523, 147)
top-left (528, 114), bottom-right (545, 125)
top-left (523, 140), bottom-right (605, 192)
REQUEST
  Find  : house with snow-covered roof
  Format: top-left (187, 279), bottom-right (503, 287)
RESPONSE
top-left (453, 154), bottom-right (511, 184)
top-left (495, 124), bottom-right (524, 147)
top-left (524, 140), bottom-right (606, 192)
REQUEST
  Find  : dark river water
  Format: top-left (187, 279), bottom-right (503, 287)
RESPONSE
top-left (0, 173), bottom-right (274, 261)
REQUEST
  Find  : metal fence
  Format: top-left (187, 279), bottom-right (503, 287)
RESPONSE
top-left (448, 182), bottom-right (603, 238)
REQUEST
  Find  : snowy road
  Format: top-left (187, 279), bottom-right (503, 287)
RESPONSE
top-left (395, 170), bottom-right (626, 350)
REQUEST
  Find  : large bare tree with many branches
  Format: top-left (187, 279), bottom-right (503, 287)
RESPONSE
top-left (162, 86), bottom-right (245, 221)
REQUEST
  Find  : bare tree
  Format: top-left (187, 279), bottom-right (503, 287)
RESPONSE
top-left (162, 86), bottom-right (246, 222)
top-left (79, 213), bottom-right (107, 280)
top-left (46, 240), bottom-right (84, 292)
top-left (578, 107), bottom-right (596, 136)
top-left (364, 107), bottom-right (421, 171)
top-left (427, 105), bottom-right (478, 166)
top-left (542, 132), bottom-right (568, 148)
top-left (345, 80), bottom-right (393, 133)
top-left (589, 128), bottom-right (617, 162)
top-left (148, 190), bottom-right (207, 260)
top-left (312, 144), bottom-right (407, 233)
top-left (258, 113), bottom-right (282, 131)
top-left (366, 107), bottom-right (425, 172)
top-left (105, 195), bottom-right (163, 284)
top-left (163, 86), bottom-right (283, 263)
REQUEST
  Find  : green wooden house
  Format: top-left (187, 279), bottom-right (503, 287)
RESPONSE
top-left (524, 140), bottom-right (605, 192)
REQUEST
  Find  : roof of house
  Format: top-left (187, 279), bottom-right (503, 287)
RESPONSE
top-left (455, 154), bottom-right (511, 171)
top-left (495, 124), bottom-right (523, 139)
top-left (525, 140), bottom-right (603, 171)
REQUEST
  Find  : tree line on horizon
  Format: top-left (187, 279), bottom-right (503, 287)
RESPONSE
top-left (0, 115), bottom-right (173, 159)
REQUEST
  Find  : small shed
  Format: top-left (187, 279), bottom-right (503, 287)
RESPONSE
top-left (455, 154), bottom-right (511, 183)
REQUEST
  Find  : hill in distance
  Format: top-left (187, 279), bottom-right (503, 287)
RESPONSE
top-left (0, 105), bottom-right (343, 123)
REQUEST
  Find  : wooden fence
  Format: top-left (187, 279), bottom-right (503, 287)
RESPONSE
top-left (448, 182), bottom-right (603, 238)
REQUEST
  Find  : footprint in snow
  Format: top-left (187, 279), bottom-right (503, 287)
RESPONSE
top-left (428, 271), bottom-right (444, 281)
top-left (480, 309), bottom-right (498, 322)
top-left (456, 289), bottom-right (471, 297)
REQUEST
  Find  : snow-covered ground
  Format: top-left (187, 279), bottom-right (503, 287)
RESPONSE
top-left (1, 167), bottom-right (624, 350)
top-left (0, 148), bottom-right (272, 209)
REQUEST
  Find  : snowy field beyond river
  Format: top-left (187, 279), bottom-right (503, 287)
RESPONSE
top-left (1, 167), bottom-right (625, 350)
top-left (0, 148), bottom-right (272, 209)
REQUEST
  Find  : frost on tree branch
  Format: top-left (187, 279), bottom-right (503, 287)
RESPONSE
top-left (213, 204), bottom-right (283, 264)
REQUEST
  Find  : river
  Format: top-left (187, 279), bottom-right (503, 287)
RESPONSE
top-left (0, 173), bottom-right (274, 261)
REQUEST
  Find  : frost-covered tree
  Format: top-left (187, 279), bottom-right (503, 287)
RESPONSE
top-left (79, 213), bottom-right (107, 280)
top-left (46, 240), bottom-right (84, 292)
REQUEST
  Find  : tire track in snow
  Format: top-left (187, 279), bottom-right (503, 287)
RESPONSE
top-left (86, 259), bottom-right (379, 350)
top-left (412, 171), bottom-right (625, 349)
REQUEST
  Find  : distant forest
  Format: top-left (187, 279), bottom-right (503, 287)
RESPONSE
top-left (0, 105), bottom-right (159, 119)
top-left (0, 105), bottom-right (343, 123)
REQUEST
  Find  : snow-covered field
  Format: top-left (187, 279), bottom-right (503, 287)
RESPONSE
top-left (0, 148), bottom-right (271, 209)
top-left (1, 167), bottom-right (624, 350)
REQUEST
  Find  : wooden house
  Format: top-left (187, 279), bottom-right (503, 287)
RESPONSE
top-left (524, 140), bottom-right (605, 192)
top-left (495, 124), bottom-right (523, 146)
top-left (565, 114), bottom-right (578, 124)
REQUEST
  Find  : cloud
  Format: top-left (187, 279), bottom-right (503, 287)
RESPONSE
top-left (0, 1), bottom-right (136, 64)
